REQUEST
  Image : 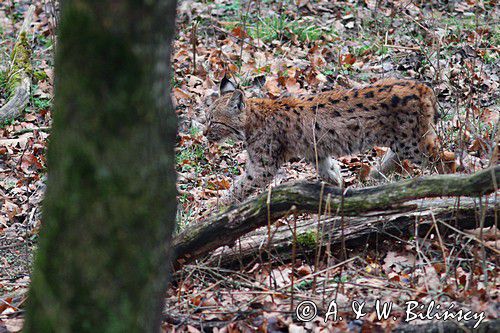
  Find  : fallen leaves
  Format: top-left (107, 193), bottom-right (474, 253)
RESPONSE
top-left (2, 0), bottom-right (500, 331)
top-left (206, 178), bottom-right (231, 191)
top-left (264, 76), bottom-right (281, 97)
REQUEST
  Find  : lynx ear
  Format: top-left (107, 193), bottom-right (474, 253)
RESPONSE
top-left (219, 76), bottom-right (237, 95)
top-left (228, 89), bottom-right (245, 111)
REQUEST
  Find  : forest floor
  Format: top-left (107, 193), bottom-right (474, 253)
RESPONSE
top-left (0, 0), bottom-right (499, 332)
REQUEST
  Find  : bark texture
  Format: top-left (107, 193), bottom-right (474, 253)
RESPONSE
top-left (207, 197), bottom-right (498, 267)
top-left (24, 0), bottom-right (178, 332)
top-left (173, 166), bottom-right (499, 268)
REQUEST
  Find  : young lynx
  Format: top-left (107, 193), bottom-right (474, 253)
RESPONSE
top-left (204, 77), bottom-right (455, 202)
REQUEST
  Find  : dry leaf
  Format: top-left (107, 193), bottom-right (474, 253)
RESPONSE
top-left (231, 26), bottom-right (248, 39)
top-left (358, 163), bottom-right (371, 181)
top-left (207, 178), bottom-right (231, 190)
top-left (20, 154), bottom-right (43, 173)
top-left (285, 77), bottom-right (301, 94)
top-left (383, 251), bottom-right (415, 273)
top-left (4, 318), bottom-right (23, 333)
top-left (173, 87), bottom-right (191, 100)
top-left (264, 77), bottom-right (281, 97)
top-left (340, 54), bottom-right (356, 66)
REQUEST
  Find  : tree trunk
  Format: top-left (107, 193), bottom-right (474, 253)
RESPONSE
top-left (24, 0), bottom-right (177, 332)
top-left (173, 166), bottom-right (499, 268)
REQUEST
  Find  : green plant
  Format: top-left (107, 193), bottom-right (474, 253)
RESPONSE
top-left (214, 0), bottom-right (241, 14)
top-left (225, 138), bottom-right (236, 147)
top-left (0, 70), bottom-right (6, 96)
top-left (176, 128), bottom-right (208, 173)
top-left (1, 118), bottom-right (16, 128)
top-left (296, 230), bottom-right (317, 248)
top-left (376, 44), bottom-right (389, 56)
top-left (189, 126), bottom-right (201, 136)
top-left (170, 71), bottom-right (180, 88)
top-left (354, 44), bottom-right (372, 57)
top-left (36, 35), bottom-right (53, 49)
top-left (32, 95), bottom-right (52, 111)
top-left (247, 16), bottom-right (323, 43)
top-left (332, 275), bottom-right (349, 283)
top-left (293, 280), bottom-right (313, 291)
top-left (323, 69), bottom-right (335, 76)
top-left (483, 50), bottom-right (498, 64)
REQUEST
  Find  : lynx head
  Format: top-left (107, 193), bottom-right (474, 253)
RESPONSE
top-left (203, 77), bottom-right (246, 142)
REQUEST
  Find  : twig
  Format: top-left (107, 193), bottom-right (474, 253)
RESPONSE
top-left (290, 213), bottom-right (297, 312)
top-left (211, 24), bottom-right (258, 49)
top-left (438, 218), bottom-right (500, 255)
top-left (190, 22), bottom-right (198, 75)
top-left (13, 126), bottom-right (51, 136)
top-left (383, 44), bottom-right (420, 51)
top-left (279, 256), bottom-right (359, 291)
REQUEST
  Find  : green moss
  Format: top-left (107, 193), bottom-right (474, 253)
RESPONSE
top-left (33, 70), bottom-right (48, 81)
top-left (0, 70), bottom-right (6, 96)
top-left (5, 32), bottom-right (32, 97)
top-left (296, 230), bottom-right (318, 248)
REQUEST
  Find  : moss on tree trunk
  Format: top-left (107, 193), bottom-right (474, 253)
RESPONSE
top-left (24, 0), bottom-right (178, 332)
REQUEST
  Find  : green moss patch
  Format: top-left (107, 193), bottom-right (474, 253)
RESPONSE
top-left (5, 32), bottom-right (32, 98)
top-left (296, 230), bottom-right (318, 248)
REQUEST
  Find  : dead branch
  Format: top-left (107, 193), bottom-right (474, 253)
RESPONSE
top-left (172, 166), bottom-right (499, 269)
top-left (206, 196), bottom-right (498, 268)
top-left (0, 5), bottom-right (34, 123)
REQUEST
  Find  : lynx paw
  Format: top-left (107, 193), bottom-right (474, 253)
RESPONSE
top-left (319, 157), bottom-right (344, 187)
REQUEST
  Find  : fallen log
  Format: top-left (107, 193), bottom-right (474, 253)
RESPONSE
top-left (206, 196), bottom-right (498, 268)
top-left (0, 5), bottom-right (34, 123)
top-left (172, 166), bottom-right (499, 269)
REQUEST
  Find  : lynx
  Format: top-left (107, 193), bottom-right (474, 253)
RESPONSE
top-left (204, 77), bottom-right (455, 202)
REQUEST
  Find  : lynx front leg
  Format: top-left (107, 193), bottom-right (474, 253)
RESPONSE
top-left (221, 138), bottom-right (284, 204)
top-left (318, 157), bottom-right (344, 187)
top-left (223, 159), bottom-right (279, 204)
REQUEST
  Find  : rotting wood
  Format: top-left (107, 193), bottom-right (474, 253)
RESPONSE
top-left (172, 166), bottom-right (499, 269)
top-left (0, 5), bottom-right (34, 123)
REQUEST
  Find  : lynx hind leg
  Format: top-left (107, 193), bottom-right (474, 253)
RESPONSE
top-left (419, 132), bottom-right (456, 173)
top-left (419, 90), bottom-right (456, 172)
top-left (401, 87), bottom-right (456, 173)
top-left (318, 157), bottom-right (344, 187)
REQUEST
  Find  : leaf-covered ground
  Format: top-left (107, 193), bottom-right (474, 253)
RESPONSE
top-left (0, 1), bottom-right (54, 330)
top-left (0, 0), bottom-right (498, 332)
top-left (170, 0), bottom-right (499, 331)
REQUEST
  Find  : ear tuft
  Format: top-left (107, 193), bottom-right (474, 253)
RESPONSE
top-left (219, 76), bottom-right (237, 94)
top-left (228, 89), bottom-right (245, 111)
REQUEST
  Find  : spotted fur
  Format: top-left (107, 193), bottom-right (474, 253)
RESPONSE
top-left (204, 78), bottom-right (456, 201)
